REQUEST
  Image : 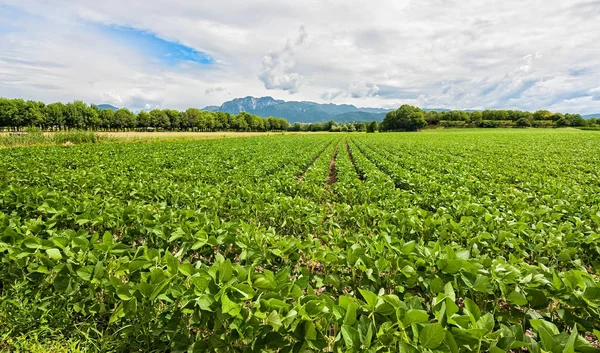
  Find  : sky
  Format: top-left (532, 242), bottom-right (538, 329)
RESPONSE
top-left (0, 0), bottom-right (599, 113)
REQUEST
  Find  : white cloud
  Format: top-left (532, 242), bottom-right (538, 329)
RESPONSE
top-left (258, 26), bottom-right (307, 93)
top-left (0, 0), bottom-right (599, 113)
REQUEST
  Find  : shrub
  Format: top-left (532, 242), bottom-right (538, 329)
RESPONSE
top-left (440, 120), bottom-right (468, 128)
top-left (515, 117), bottom-right (533, 127)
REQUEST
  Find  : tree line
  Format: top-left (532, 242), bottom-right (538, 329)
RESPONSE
top-left (2, 97), bottom-right (597, 133)
top-left (380, 105), bottom-right (597, 132)
top-left (0, 98), bottom-right (289, 132)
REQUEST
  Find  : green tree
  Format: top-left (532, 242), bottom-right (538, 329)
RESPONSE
top-left (99, 109), bottom-right (115, 130)
top-left (381, 105), bottom-right (426, 131)
top-left (114, 108), bottom-right (136, 130)
top-left (424, 111), bottom-right (441, 125)
top-left (165, 109), bottom-right (181, 131)
top-left (183, 108), bottom-right (202, 131)
top-left (137, 111), bottom-right (151, 130)
top-left (24, 100), bottom-right (46, 127)
top-left (565, 113), bottom-right (585, 127)
top-left (44, 102), bottom-right (65, 129)
top-left (366, 120), bottom-right (378, 133)
top-left (230, 114), bottom-right (248, 131)
top-left (533, 110), bottom-right (553, 120)
top-left (0, 98), bottom-right (19, 129)
top-left (83, 105), bottom-right (101, 130)
top-left (470, 111), bottom-right (483, 122)
top-left (150, 109), bottom-right (170, 130)
top-left (482, 110), bottom-right (509, 121)
top-left (63, 101), bottom-right (88, 129)
top-left (215, 112), bottom-right (231, 130)
top-left (446, 110), bottom-right (470, 122)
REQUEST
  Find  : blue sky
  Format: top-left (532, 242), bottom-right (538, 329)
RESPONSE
top-left (0, 0), bottom-right (599, 113)
top-left (96, 25), bottom-right (214, 66)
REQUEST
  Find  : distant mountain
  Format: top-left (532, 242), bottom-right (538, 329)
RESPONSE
top-left (584, 113), bottom-right (600, 119)
top-left (202, 105), bottom-right (220, 112)
top-left (97, 104), bottom-right (118, 111)
top-left (203, 96), bottom-right (392, 123)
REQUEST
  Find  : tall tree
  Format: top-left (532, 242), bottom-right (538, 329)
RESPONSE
top-left (381, 105), bottom-right (426, 131)
top-left (366, 120), bottom-right (378, 133)
top-left (150, 109), bottom-right (170, 130)
top-left (44, 102), bottom-right (65, 129)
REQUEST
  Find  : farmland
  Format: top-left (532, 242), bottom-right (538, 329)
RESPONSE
top-left (1, 129), bottom-right (600, 352)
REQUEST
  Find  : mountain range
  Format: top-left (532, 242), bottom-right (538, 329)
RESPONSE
top-left (202, 96), bottom-right (389, 123)
top-left (97, 98), bottom-right (600, 123)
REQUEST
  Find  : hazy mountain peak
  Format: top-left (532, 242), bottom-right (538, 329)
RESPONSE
top-left (97, 104), bottom-right (118, 111)
top-left (204, 96), bottom-right (390, 123)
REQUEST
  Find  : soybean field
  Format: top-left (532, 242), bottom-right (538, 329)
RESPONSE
top-left (1, 129), bottom-right (600, 352)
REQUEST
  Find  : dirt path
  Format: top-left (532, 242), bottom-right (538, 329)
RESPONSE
top-left (325, 143), bottom-right (339, 186)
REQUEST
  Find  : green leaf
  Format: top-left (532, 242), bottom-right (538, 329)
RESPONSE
top-left (23, 237), bottom-right (41, 249)
top-left (304, 321), bottom-right (317, 341)
top-left (164, 251), bottom-right (179, 275)
top-left (563, 325), bottom-right (577, 353)
top-left (530, 320), bottom-right (558, 351)
top-left (443, 259), bottom-right (462, 274)
top-left (358, 316), bottom-right (374, 348)
top-left (232, 283), bottom-right (255, 300)
top-left (254, 276), bottom-right (277, 290)
top-left (45, 248), bottom-right (62, 260)
top-left (445, 330), bottom-right (459, 353)
top-left (76, 266), bottom-right (94, 281)
top-left (102, 231), bottom-right (113, 245)
top-left (221, 293), bottom-right (241, 317)
top-left (117, 286), bottom-right (132, 301)
top-left (219, 260), bottom-right (233, 282)
top-left (507, 290), bottom-right (528, 306)
top-left (304, 300), bottom-right (326, 316)
top-left (420, 323), bottom-right (445, 349)
top-left (168, 228), bottom-right (185, 242)
top-left (109, 304), bottom-right (125, 324)
top-left (150, 279), bottom-right (171, 301)
top-left (267, 310), bottom-right (282, 331)
top-left (341, 324), bottom-right (360, 348)
top-left (444, 282), bottom-right (456, 302)
top-left (402, 309), bottom-right (429, 326)
top-left (178, 263), bottom-right (194, 277)
top-left (475, 313), bottom-right (494, 333)
top-left (343, 301), bottom-right (357, 326)
top-left (125, 297), bottom-right (137, 314)
top-left (93, 261), bottom-right (105, 279)
top-left (583, 286), bottom-right (600, 300)
top-left (53, 275), bottom-right (70, 291)
top-left (463, 297), bottom-right (481, 323)
top-left (358, 288), bottom-right (379, 310)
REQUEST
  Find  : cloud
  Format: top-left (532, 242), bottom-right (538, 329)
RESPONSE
top-left (205, 86), bottom-right (227, 95)
top-left (258, 26), bottom-right (306, 93)
top-left (0, 0), bottom-right (599, 113)
top-left (589, 86), bottom-right (600, 100)
top-left (101, 90), bottom-right (163, 111)
top-left (347, 82), bottom-right (379, 98)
